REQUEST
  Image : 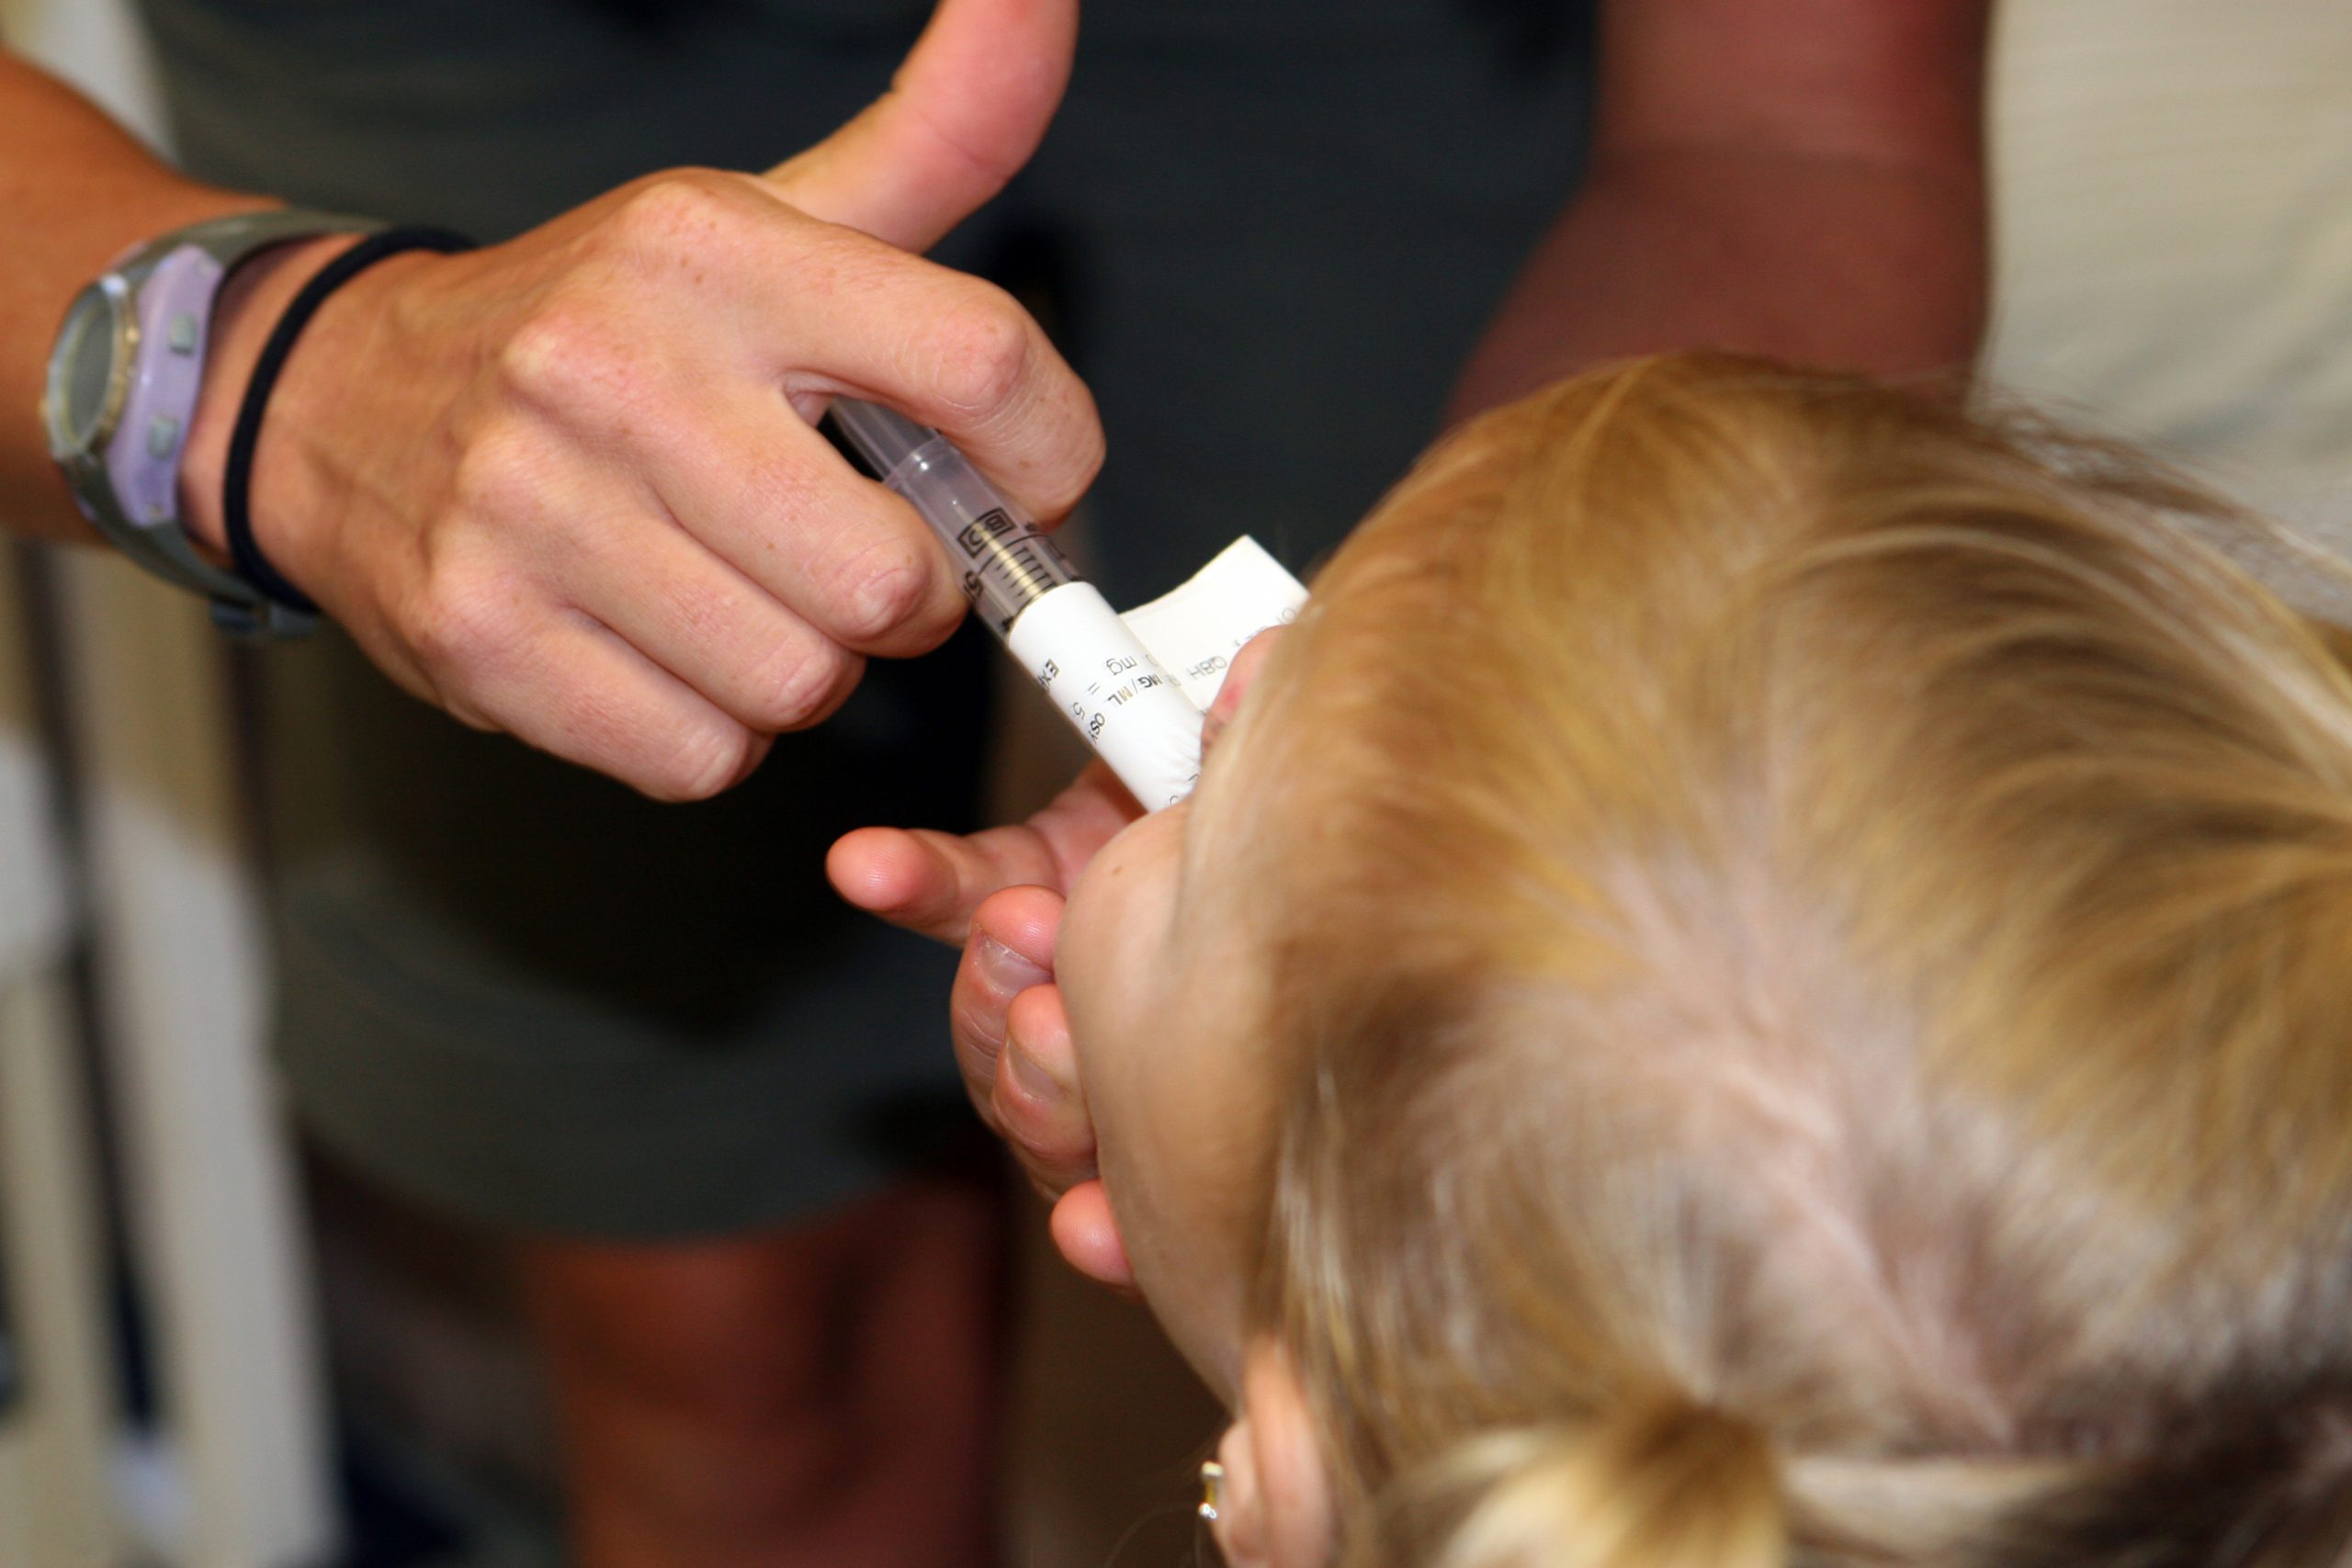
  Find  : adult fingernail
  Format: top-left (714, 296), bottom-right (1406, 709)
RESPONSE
top-left (1007, 1041), bottom-right (1067, 1106)
top-left (977, 936), bottom-right (1049, 995)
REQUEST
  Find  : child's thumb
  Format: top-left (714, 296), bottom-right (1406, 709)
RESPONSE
top-left (764, 0), bottom-right (1077, 252)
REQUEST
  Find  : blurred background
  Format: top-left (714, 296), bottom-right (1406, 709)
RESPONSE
top-left (6, 1), bottom-right (2352, 1564)
top-left (0, 10), bottom-right (1223, 1567)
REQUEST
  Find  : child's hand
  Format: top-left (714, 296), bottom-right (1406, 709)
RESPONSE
top-left (828, 763), bottom-right (1138, 1280)
top-left (951, 883), bottom-right (1135, 1290)
top-left (828, 760), bottom-right (1136, 948)
top-left (827, 629), bottom-right (1284, 1291)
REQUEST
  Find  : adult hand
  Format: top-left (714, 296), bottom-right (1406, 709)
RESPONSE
top-left (828, 631), bottom-right (1283, 1288)
top-left (175, 0), bottom-right (1099, 800)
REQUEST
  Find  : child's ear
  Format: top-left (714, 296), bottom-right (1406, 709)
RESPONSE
top-left (1212, 1339), bottom-right (1333, 1568)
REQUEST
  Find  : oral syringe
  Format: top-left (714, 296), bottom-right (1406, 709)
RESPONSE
top-left (829, 399), bottom-right (1208, 808)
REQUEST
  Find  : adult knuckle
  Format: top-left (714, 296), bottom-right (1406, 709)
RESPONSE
top-left (653, 718), bottom-right (756, 803)
top-left (408, 561), bottom-right (527, 676)
top-left (905, 573), bottom-right (968, 646)
top-left (609, 170), bottom-right (739, 252)
top-left (930, 287), bottom-right (1035, 418)
top-left (447, 425), bottom-right (540, 519)
top-left (502, 297), bottom-right (665, 428)
top-left (496, 302), bottom-right (603, 406)
top-left (746, 638), bottom-right (849, 731)
top-left (831, 538), bottom-right (937, 644)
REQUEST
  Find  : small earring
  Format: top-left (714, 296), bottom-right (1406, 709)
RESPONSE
top-left (1198, 1459), bottom-right (1227, 1523)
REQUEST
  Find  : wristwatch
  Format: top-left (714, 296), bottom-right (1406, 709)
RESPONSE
top-left (42, 209), bottom-right (382, 637)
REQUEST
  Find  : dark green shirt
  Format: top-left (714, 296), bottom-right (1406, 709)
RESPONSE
top-left (130, 0), bottom-right (1595, 1235)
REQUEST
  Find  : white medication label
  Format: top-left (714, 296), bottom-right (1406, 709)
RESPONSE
top-left (1118, 537), bottom-right (1310, 710)
top-left (1007, 582), bottom-right (1206, 809)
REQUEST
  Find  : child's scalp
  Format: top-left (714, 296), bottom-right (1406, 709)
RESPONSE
top-left (1224, 353), bottom-right (2352, 1567)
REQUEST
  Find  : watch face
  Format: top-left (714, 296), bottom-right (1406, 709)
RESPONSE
top-left (43, 276), bottom-right (132, 460)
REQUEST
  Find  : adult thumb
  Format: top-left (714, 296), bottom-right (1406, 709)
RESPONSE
top-left (765, 0), bottom-right (1077, 252)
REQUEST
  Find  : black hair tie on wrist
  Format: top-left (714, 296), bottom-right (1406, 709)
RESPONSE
top-left (221, 225), bottom-right (478, 615)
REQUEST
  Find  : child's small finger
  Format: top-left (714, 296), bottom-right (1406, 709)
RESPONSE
top-left (969, 884), bottom-right (1062, 968)
top-left (994, 1061), bottom-right (1095, 1190)
top-left (827, 826), bottom-right (938, 915)
top-left (947, 886), bottom-right (1066, 1120)
top-left (993, 985), bottom-right (1096, 1191)
top-left (830, 822), bottom-right (1068, 944)
top-left (827, 827), bottom-right (972, 942)
top-left (1004, 980), bottom-right (1075, 1075)
top-left (1049, 1180), bottom-right (1137, 1293)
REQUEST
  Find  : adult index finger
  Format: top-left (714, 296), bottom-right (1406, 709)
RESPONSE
top-left (720, 197), bottom-right (1105, 528)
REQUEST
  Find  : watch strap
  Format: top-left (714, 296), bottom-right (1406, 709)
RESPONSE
top-left (113, 209), bottom-right (386, 289)
top-left (49, 209), bottom-right (386, 637)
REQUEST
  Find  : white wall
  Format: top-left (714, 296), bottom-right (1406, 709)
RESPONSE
top-left (0, 4), bottom-right (337, 1564)
top-left (1988, 0), bottom-right (2352, 529)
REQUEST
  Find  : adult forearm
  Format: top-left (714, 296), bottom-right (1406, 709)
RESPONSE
top-left (1448, 141), bottom-right (1987, 423)
top-left (0, 51), bottom-right (280, 538)
top-left (1450, 0), bottom-right (1990, 422)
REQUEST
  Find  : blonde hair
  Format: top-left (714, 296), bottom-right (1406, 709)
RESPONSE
top-left (1204, 354), bottom-right (2352, 1566)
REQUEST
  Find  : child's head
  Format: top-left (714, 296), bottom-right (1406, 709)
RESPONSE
top-left (1054, 354), bottom-right (2352, 1567)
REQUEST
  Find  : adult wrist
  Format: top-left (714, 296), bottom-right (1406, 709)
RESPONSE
top-left (177, 231), bottom-right (369, 557)
top-left (41, 209), bottom-right (388, 633)
top-left (214, 229), bottom-right (477, 617)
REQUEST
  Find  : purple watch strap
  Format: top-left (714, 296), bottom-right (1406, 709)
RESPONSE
top-left (107, 243), bottom-right (223, 530)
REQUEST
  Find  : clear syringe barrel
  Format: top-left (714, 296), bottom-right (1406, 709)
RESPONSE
top-left (830, 399), bottom-right (1079, 636)
top-left (830, 400), bottom-right (1207, 807)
